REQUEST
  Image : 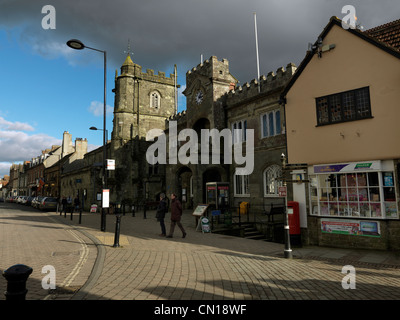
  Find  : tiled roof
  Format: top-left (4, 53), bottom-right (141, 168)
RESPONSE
top-left (364, 19), bottom-right (400, 51)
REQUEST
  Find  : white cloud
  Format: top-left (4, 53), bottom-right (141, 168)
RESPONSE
top-left (0, 117), bottom-right (34, 131)
top-left (31, 40), bottom-right (73, 60)
top-left (0, 130), bottom-right (61, 163)
top-left (0, 117), bottom-right (61, 172)
top-left (88, 101), bottom-right (113, 117)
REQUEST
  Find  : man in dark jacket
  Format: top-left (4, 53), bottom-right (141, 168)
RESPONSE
top-left (156, 193), bottom-right (167, 236)
top-left (166, 193), bottom-right (186, 238)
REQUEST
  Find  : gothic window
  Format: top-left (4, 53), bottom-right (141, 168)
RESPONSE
top-left (264, 165), bottom-right (282, 196)
top-left (150, 91), bottom-right (160, 109)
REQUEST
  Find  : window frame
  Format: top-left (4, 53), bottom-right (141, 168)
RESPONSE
top-left (260, 109), bottom-right (281, 138)
top-left (150, 91), bottom-right (161, 109)
top-left (263, 164), bottom-right (283, 197)
top-left (309, 170), bottom-right (398, 219)
top-left (315, 87), bottom-right (372, 126)
top-left (233, 173), bottom-right (250, 197)
top-left (232, 119), bottom-right (247, 144)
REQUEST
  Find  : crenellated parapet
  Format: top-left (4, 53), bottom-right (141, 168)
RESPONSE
top-left (185, 56), bottom-right (232, 91)
top-left (165, 110), bottom-right (187, 126)
top-left (224, 63), bottom-right (297, 106)
top-left (117, 55), bottom-right (176, 86)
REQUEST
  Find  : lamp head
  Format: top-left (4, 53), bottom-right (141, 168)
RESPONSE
top-left (67, 39), bottom-right (85, 50)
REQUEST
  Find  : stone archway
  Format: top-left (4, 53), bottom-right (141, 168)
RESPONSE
top-left (175, 166), bottom-right (193, 209)
top-left (192, 118), bottom-right (210, 136)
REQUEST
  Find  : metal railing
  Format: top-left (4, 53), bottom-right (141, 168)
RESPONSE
top-left (205, 203), bottom-right (285, 243)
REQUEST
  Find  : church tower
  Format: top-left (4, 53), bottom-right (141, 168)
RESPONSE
top-left (183, 56), bottom-right (237, 131)
top-left (112, 53), bottom-right (178, 150)
top-left (109, 53), bottom-right (178, 204)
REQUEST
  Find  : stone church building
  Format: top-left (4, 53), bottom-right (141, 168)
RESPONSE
top-left (107, 53), bottom-right (297, 213)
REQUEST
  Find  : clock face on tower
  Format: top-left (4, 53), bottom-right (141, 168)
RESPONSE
top-left (195, 90), bottom-right (204, 105)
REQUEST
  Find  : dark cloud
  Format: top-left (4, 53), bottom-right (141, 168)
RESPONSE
top-left (0, 0), bottom-right (399, 178)
top-left (1, 0), bottom-right (399, 85)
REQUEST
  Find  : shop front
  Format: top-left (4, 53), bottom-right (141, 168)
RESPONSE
top-left (306, 160), bottom-right (400, 249)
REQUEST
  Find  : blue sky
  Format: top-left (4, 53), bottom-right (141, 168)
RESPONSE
top-left (0, 0), bottom-right (398, 179)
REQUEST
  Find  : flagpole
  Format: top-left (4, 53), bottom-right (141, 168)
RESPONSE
top-left (254, 12), bottom-right (260, 93)
top-left (174, 64), bottom-right (178, 114)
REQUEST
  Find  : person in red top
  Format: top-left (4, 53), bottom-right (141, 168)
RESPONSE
top-left (166, 193), bottom-right (186, 239)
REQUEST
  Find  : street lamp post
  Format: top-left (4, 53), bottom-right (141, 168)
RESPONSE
top-left (281, 153), bottom-right (293, 259)
top-left (89, 126), bottom-right (109, 231)
top-left (67, 39), bottom-right (108, 232)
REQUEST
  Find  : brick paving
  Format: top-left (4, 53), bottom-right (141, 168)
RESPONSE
top-left (1, 201), bottom-right (400, 302)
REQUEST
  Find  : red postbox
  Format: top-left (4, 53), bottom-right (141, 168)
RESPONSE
top-left (287, 201), bottom-right (301, 246)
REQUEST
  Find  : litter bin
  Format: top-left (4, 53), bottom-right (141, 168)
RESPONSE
top-left (239, 202), bottom-right (249, 215)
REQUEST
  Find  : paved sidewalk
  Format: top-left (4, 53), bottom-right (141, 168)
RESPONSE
top-left (0, 203), bottom-right (97, 300)
top-left (51, 207), bottom-right (400, 301)
top-left (1, 202), bottom-right (400, 301)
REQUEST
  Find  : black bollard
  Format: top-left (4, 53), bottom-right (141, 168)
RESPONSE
top-left (113, 214), bottom-right (122, 247)
top-left (101, 208), bottom-right (106, 232)
top-left (143, 203), bottom-right (147, 219)
top-left (70, 206), bottom-right (73, 221)
top-left (79, 207), bottom-right (82, 224)
top-left (3, 264), bottom-right (33, 301)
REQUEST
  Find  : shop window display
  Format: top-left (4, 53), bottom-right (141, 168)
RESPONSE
top-left (310, 171), bottom-right (398, 219)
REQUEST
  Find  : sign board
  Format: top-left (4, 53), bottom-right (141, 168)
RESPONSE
top-left (107, 159), bottom-right (115, 170)
top-left (90, 204), bottom-right (98, 213)
top-left (313, 161), bottom-right (381, 174)
top-left (102, 189), bottom-right (110, 208)
top-left (211, 210), bottom-right (221, 216)
top-left (200, 217), bottom-right (211, 233)
top-left (321, 219), bottom-right (380, 237)
top-left (192, 204), bottom-right (208, 217)
top-left (278, 186), bottom-right (287, 197)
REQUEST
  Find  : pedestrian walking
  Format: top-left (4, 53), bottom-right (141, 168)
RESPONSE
top-left (166, 193), bottom-right (186, 239)
top-left (156, 193), bottom-right (168, 236)
top-left (74, 196), bottom-right (80, 212)
top-left (61, 197), bottom-right (67, 214)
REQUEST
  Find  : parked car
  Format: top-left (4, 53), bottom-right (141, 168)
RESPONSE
top-left (25, 196), bottom-right (34, 206)
top-left (38, 197), bottom-right (58, 211)
top-left (19, 196), bottom-right (28, 205)
top-left (31, 196), bottom-right (44, 208)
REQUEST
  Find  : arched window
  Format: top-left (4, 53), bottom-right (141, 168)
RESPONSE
top-left (263, 164), bottom-right (282, 196)
top-left (150, 91), bottom-right (160, 109)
